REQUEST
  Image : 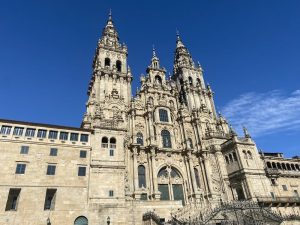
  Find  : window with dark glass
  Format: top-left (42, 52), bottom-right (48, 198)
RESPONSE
top-left (138, 165), bottom-right (146, 188)
top-left (109, 149), bottom-right (114, 156)
top-left (46, 165), bottom-right (56, 175)
top-left (188, 76), bottom-right (193, 86)
top-left (48, 130), bottom-right (58, 139)
top-left (59, 132), bottom-right (68, 140)
top-left (161, 130), bottom-right (171, 148)
top-left (15, 164), bottom-right (26, 174)
top-left (5, 188), bottom-right (21, 211)
top-left (25, 128), bottom-right (35, 137)
top-left (50, 148), bottom-right (57, 156)
top-left (110, 137), bottom-right (116, 148)
top-left (13, 127), bottom-right (24, 136)
top-left (101, 137), bottom-right (108, 148)
top-left (78, 166), bottom-right (86, 176)
top-left (109, 190), bottom-right (114, 197)
top-left (282, 185), bottom-right (288, 191)
top-left (116, 60), bottom-right (122, 72)
top-left (105, 58), bottom-right (110, 67)
top-left (37, 129), bottom-right (47, 138)
top-left (136, 132), bottom-right (143, 145)
top-left (1, 125), bottom-right (12, 135)
top-left (159, 109), bottom-right (169, 122)
top-left (44, 189), bottom-right (56, 210)
top-left (80, 150), bottom-right (87, 158)
top-left (20, 146), bottom-right (29, 154)
top-left (80, 134), bottom-right (89, 142)
top-left (70, 133), bottom-right (79, 141)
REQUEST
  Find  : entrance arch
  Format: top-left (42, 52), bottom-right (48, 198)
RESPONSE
top-left (157, 166), bottom-right (185, 204)
top-left (74, 216), bottom-right (88, 225)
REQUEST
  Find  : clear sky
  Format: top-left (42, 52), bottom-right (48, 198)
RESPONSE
top-left (1, 1), bottom-right (300, 157)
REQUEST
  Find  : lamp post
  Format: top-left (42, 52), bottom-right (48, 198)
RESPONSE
top-left (107, 216), bottom-right (110, 225)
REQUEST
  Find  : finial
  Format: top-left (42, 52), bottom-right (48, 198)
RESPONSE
top-left (229, 124), bottom-right (237, 137)
top-left (109, 9), bottom-right (112, 18)
top-left (243, 126), bottom-right (251, 138)
top-left (218, 111), bottom-right (222, 117)
top-left (152, 44), bottom-right (156, 57)
top-left (176, 29), bottom-right (180, 40)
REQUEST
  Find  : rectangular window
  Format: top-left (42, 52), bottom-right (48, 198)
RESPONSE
top-left (109, 190), bottom-right (114, 197)
top-left (13, 127), bottom-right (24, 136)
top-left (37, 129), bottom-right (47, 138)
top-left (20, 146), bottom-right (29, 154)
top-left (80, 150), bottom-right (87, 158)
top-left (50, 148), bottom-right (57, 156)
top-left (70, 133), bottom-right (78, 141)
top-left (80, 134), bottom-right (89, 142)
top-left (48, 130), bottom-right (58, 139)
top-left (159, 109), bottom-right (169, 122)
top-left (59, 132), bottom-right (68, 140)
top-left (5, 188), bottom-right (21, 211)
top-left (44, 189), bottom-right (56, 210)
top-left (78, 166), bottom-right (86, 176)
top-left (25, 128), bottom-right (35, 137)
top-left (1, 125), bottom-right (12, 135)
top-left (15, 164), bottom-right (26, 174)
top-left (46, 165), bottom-right (56, 175)
top-left (282, 185), bottom-right (288, 191)
top-left (109, 149), bottom-right (114, 156)
top-left (270, 192), bottom-right (276, 200)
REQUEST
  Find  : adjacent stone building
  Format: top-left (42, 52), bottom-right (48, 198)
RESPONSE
top-left (0, 12), bottom-right (299, 225)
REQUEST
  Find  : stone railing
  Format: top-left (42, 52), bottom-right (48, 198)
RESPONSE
top-left (257, 196), bottom-right (300, 205)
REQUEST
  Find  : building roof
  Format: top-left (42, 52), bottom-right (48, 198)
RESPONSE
top-left (0, 118), bottom-right (92, 132)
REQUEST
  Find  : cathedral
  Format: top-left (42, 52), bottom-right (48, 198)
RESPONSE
top-left (0, 12), bottom-right (300, 225)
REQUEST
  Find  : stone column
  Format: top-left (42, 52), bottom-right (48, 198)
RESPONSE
top-left (132, 147), bottom-right (139, 192)
top-left (188, 153), bottom-right (198, 194)
top-left (150, 148), bottom-right (160, 200)
top-left (202, 153), bottom-right (213, 196)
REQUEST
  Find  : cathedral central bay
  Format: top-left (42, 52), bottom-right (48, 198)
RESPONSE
top-left (0, 13), bottom-right (299, 225)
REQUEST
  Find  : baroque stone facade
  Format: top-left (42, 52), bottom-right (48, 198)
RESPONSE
top-left (0, 13), bottom-right (299, 225)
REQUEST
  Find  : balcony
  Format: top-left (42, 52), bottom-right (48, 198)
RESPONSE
top-left (204, 131), bottom-right (230, 140)
top-left (257, 196), bottom-right (300, 206)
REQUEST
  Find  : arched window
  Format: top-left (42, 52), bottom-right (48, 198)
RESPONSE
top-left (74, 216), bottom-right (88, 225)
top-left (272, 162), bottom-right (276, 169)
top-left (105, 58), bottom-right (110, 67)
top-left (188, 77), bottom-right (193, 86)
top-left (296, 164), bottom-right (300, 171)
top-left (243, 150), bottom-right (247, 159)
top-left (277, 162), bottom-right (282, 170)
top-left (161, 130), bottom-right (171, 148)
top-left (138, 165), bottom-right (146, 188)
top-left (225, 155), bottom-right (229, 164)
top-left (229, 154), bottom-right (233, 162)
top-left (187, 138), bottom-right (193, 149)
top-left (155, 75), bottom-right (162, 85)
top-left (287, 164), bottom-right (291, 171)
top-left (158, 167), bottom-right (184, 204)
top-left (137, 132), bottom-right (143, 146)
top-left (247, 151), bottom-right (253, 159)
top-left (116, 60), bottom-right (122, 72)
top-left (232, 152), bottom-right (237, 161)
top-left (196, 78), bottom-right (201, 86)
top-left (110, 137), bottom-right (116, 148)
top-left (282, 163), bottom-right (286, 170)
top-left (266, 162), bottom-right (272, 168)
top-left (159, 109), bottom-right (169, 122)
top-left (101, 137), bottom-right (108, 148)
top-left (291, 164), bottom-right (296, 170)
top-left (194, 168), bottom-right (201, 188)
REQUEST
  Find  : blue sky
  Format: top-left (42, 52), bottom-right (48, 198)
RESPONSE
top-left (0, 1), bottom-right (300, 157)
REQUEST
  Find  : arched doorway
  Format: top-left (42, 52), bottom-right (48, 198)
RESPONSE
top-left (157, 166), bottom-right (185, 204)
top-left (74, 216), bottom-right (88, 225)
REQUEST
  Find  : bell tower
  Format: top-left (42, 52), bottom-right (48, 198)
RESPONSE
top-left (82, 11), bottom-right (132, 129)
